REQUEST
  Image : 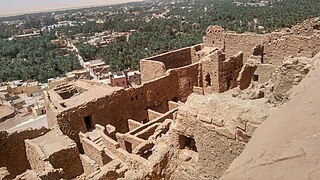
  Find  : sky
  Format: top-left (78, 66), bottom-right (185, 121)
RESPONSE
top-left (0, 0), bottom-right (144, 16)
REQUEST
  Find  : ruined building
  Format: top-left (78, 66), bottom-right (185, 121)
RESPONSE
top-left (1, 17), bottom-right (320, 179)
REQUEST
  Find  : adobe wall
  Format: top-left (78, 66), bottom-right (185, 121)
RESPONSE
top-left (144, 46), bottom-right (193, 69)
top-left (205, 26), bottom-right (320, 66)
top-left (44, 92), bottom-right (58, 128)
top-left (171, 104), bottom-right (245, 179)
top-left (79, 132), bottom-right (110, 167)
top-left (201, 50), bottom-right (223, 93)
top-left (140, 60), bottom-right (166, 82)
top-left (9, 85), bottom-right (41, 95)
top-left (168, 93), bottom-right (271, 179)
top-left (219, 52), bottom-right (244, 92)
top-left (24, 140), bottom-right (50, 173)
top-left (201, 49), bottom-right (243, 93)
top-left (263, 34), bottom-right (320, 65)
top-left (25, 128), bottom-right (83, 179)
top-left (203, 25), bottom-right (225, 50)
top-left (0, 128), bottom-right (50, 179)
top-left (48, 146), bottom-right (83, 179)
top-left (170, 63), bottom-right (201, 101)
top-left (140, 45), bottom-right (202, 83)
top-left (224, 33), bottom-right (270, 62)
top-left (52, 63), bottom-right (198, 146)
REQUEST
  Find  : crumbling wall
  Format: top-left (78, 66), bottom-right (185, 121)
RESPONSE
top-left (265, 57), bottom-right (313, 104)
top-left (0, 128), bottom-right (50, 179)
top-left (144, 47), bottom-right (193, 69)
top-left (238, 63), bottom-right (258, 90)
top-left (48, 146), bottom-right (83, 178)
top-left (140, 45), bottom-right (202, 82)
top-left (172, 63), bottom-right (201, 101)
top-left (221, 51), bottom-right (320, 180)
top-left (254, 64), bottom-right (277, 84)
top-left (203, 26), bottom-right (225, 49)
top-left (167, 93), bottom-right (272, 179)
top-left (201, 49), bottom-right (223, 93)
top-left (264, 34), bottom-right (320, 64)
top-left (204, 23), bottom-right (320, 66)
top-left (287, 17), bottom-right (320, 36)
top-left (25, 140), bottom-right (49, 173)
top-left (224, 33), bottom-right (270, 61)
top-left (201, 49), bottom-right (243, 93)
top-left (25, 128), bottom-right (83, 179)
top-left (79, 132), bottom-right (110, 167)
top-left (44, 92), bottom-right (58, 128)
top-left (52, 58), bottom-right (201, 147)
top-left (55, 74), bottom-right (176, 146)
top-left (219, 52), bottom-right (244, 92)
top-left (140, 60), bottom-right (166, 83)
top-left (170, 96), bottom-right (245, 179)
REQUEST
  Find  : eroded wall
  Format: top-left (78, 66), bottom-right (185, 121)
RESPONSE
top-left (204, 26), bottom-right (320, 66)
top-left (51, 64), bottom-right (199, 146)
top-left (219, 52), bottom-right (244, 92)
top-left (140, 60), bottom-right (166, 82)
top-left (140, 45), bottom-right (202, 82)
top-left (0, 128), bottom-right (50, 179)
top-left (144, 46), bottom-right (193, 69)
top-left (201, 49), bottom-right (243, 93)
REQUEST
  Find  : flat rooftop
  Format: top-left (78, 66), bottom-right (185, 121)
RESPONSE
top-left (47, 80), bottom-right (122, 111)
top-left (27, 128), bottom-right (76, 157)
top-left (0, 105), bottom-right (15, 121)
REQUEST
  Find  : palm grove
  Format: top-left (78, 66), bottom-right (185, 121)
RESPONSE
top-left (0, 0), bottom-right (319, 83)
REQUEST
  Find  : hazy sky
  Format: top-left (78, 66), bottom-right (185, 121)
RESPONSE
top-left (0, 0), bottom-right (143, 16)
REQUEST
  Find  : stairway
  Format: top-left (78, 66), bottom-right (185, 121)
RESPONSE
top-left (93, 136), bottom-right (105, 148)
top-left (87, 130), bottom-right (105, 149)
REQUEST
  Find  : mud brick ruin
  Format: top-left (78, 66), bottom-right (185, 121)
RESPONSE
top-left (1, 18), bottom-right (320, 179)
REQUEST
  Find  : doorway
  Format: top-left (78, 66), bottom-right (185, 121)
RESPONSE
top-left (84, 115), bottom-right (92, 131)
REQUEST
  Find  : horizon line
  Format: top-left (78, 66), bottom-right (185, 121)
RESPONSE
top-left (0, 0), bottom-right (145, 18)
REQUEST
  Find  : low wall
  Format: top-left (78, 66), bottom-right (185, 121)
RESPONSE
top-left (140, 45), bottom-right (202, 82)
top-left (0, 128), bottom-right (50, 179)
top-left (80, 133), bottom-right (110, 167)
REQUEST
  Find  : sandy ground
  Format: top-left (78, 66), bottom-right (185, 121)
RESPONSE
top-left (221, 52), bottom-right (320, 179)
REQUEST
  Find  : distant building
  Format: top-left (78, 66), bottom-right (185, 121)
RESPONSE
top-left (51, 39), bottom-right (67, 48)
top-left (66, 69), bottom-right (91, 81)
top-left (42, 21), bottom-right (81, 32)
top-left (108, 70), bottom-right (141, 88)
top-left (11, 28), bottom-right (41, 40)
top-left (7, 81), bottom-right (42, 97)
top-left (87, 34), bottom-right (116, 48)
top-left (31, 105), bottom-right (46, 117)
top-left (130, 29), bottom-right (138, 34)
top-left (83, 60), bottom-right (111, 80)
top-left (48, 77), bottom-right (68, 89)
top-left (127, 71), bottom-right (141, 86)
top-left (96, 19), bottom-right (105, 24)
top-left (11, 98), bottom-right (26, 109)
top-left (110, 71), bottom-right (127, 88)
